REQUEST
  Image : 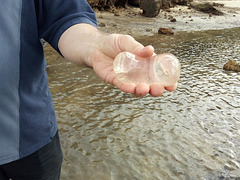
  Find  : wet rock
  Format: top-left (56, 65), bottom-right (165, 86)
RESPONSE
top-left (140, 0), bottom-right (161, 17)
top-left (164, 8), bottom-right (171, 12)
top-left (140, 0), bottom-right (182, 17)
top-left (98, 22), bottom-right (106, 27)
top-left (160, 0), bottom-right (176, 9)
top-left (212, 2), bottom-right (224, 7)
top-left (223, 60), bottom-right (240, 72)
top-left (114, 12), bottom-right (120, 16)
top-left (190, 2), bottom-right (224, 15)
top-left (98, 15), bottom-right (104, 19)
top-left (88, 0), bottom-right (191, 12)
top-left (170, 17), bottom-right (176, 22)
top-left (158, 27), bottom-right (174, 35)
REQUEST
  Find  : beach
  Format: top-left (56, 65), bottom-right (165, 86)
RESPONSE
top-left (95, 1), bottom-right (240, 36)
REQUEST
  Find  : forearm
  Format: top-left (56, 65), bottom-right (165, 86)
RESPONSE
top-left (58, 23), bottom-right (103, 67)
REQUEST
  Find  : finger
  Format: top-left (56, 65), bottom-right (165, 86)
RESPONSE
top-left (112, 78), bottom-right (136, 94)
top-left (135, 45), bottom-right (155, 58)
top-left (149, 84), bottom-right (165, 97)
top-left (118, 35), bottom-right (154, 57)
top-left (134, 83), bottom-right (150, 97)
top-left (165, 83), bottom-right (178, 92)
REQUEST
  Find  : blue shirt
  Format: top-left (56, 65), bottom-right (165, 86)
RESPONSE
top-left (0, 0), bottom-right (97, 165)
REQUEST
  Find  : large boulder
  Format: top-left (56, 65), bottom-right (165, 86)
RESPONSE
top-left (140, 0), bottom-right (161, 17)
top-left (140, 0), bottom-right (177, 17)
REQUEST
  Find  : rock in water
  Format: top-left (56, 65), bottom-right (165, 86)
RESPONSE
top-left (223, 60), bottom-right (240, 72)
top-left (158, 27), bottom-right (174, 35)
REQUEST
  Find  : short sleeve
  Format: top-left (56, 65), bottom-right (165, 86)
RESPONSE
top-left (35, 0), bottom-right (97, 52)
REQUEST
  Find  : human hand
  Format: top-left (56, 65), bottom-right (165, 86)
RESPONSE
top-left (91, 34), bottom-right (178, 97)
top-left (58, 24), bottom-right (177, 97)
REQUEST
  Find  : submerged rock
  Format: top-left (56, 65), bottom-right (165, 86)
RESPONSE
top-left (98, 22), bottom-right (106, 27)
top-left (170, 17), bottom-right (177, 22)
top-left (223, 60), bottom-right (240, 72)
top-left (158, 27), bottom-right (174, 35)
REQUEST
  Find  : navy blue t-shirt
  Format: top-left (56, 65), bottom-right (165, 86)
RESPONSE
top-left (0, 0), bottom-right (97, 165)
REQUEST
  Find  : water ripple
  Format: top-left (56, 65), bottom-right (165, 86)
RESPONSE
top-left (46, 28), bottom-right (240, 179)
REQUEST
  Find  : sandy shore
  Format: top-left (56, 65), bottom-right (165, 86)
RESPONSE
top-left (95, 1), bottom-right (240, 37)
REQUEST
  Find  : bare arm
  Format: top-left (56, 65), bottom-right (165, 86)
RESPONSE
top-left (58, 23), bottom-right (102, 67)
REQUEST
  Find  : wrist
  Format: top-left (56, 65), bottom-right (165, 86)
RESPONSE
top-left (58, 23), bottom-right (105, 67)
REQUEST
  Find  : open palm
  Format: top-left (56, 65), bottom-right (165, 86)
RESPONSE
top-left (91, 34), bottom-right (177, 97)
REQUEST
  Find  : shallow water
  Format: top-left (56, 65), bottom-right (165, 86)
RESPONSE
top-left (46, 28), bottom-right (240, 180)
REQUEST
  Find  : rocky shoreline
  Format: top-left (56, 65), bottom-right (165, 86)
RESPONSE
top-left (94, 1), bottom-right (240, 72)
top-left (95, 1), bottom-right (240, 36)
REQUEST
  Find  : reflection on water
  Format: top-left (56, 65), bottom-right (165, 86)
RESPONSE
top-left (46, 28), bottom-right (240, 180)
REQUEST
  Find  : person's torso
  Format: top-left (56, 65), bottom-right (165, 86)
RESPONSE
top-left (0, 0), bottom-right (57, 165)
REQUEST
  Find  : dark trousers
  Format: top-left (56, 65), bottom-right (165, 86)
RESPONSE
top-left (0, 132), bottom-right (63, 180)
